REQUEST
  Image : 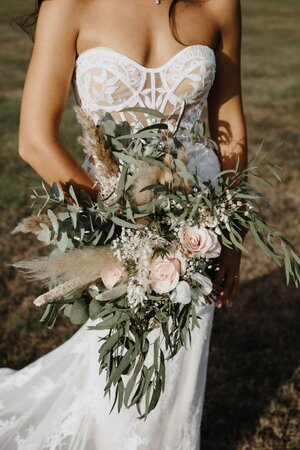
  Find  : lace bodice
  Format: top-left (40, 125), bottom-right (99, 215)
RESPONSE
top-left (72, 44), bottom-right (221, 186)
top-left (72, 44), bottom-right (216, 135)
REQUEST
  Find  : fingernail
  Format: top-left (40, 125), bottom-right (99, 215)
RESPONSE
top-left (226, 300), bottom-right (233, 308)
top-left (216, 300), bottom-right (223, 309)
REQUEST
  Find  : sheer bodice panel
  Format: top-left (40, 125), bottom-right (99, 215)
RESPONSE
top-left (71, 44), bottom-right (216, 135)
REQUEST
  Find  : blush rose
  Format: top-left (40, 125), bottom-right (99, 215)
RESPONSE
top-left (166, 250), bottom-right (186, 276)
top-left (180, 225), bottom-right (221, 258)
top-left (149, 257), bottom-right (180, 294)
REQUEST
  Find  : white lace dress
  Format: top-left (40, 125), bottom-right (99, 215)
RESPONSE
top-left (0, 44), bottom-right (221, 450)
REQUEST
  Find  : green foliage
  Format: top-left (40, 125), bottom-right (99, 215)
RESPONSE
top-left (14, 106), bottom-right (300, 419)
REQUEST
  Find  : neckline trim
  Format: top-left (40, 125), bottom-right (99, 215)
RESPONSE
top-left (76, 44), bottom-right (215, 72)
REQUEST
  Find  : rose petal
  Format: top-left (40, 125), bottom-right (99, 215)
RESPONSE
top-left (150, 259), bottom-right (179, 294)
top-left (180, 225), bottom-right (220, 258)
top-left (102, 267), bottom-right (123, 290)
top-left (191, 273), bottom-right (213, 295)
top-left (205, 235), bottom-right (222, 258)
top-left (167, 250), bottom-right (186, 276)
top-left (171, 281), bottom-right (192, 304)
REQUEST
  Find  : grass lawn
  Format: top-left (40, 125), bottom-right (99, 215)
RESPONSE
top-left (0, 0), bottom-right (299, 448)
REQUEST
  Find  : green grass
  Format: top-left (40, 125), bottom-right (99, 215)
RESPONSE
top-left (0, 1), bottom-right (299, 449)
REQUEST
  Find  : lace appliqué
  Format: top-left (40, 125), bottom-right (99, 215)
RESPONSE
top-left (72, 45), bottom-right (216, 134)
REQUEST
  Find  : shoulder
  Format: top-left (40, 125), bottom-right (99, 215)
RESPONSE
top-left (31, 0), bottom-right (91, 64)
top-left (206, 0), bottom-right (241, 33)
top-left (36, 0), bottom-right (87, 35)
top-left (38, 0), bottom-right (86, 15)
top-left (33, 0), bottom-right (92, 54)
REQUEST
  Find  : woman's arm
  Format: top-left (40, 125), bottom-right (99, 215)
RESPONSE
top-left (18, 0), bottom-right (99, 200)
top-left (207, 0), bottom-right (247, 308)
top-left (208, 0), bottom-right (247, 177)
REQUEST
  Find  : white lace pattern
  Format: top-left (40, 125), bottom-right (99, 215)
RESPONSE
top-left (72, 44), bottom-right (216, 134)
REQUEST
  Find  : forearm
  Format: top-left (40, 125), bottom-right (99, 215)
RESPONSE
top-left (19, 138), bottom-right (100, 201)
top-left (209, 96), bottom-right (248, 174)
top-left (209, 107), bottom-right (249, 242)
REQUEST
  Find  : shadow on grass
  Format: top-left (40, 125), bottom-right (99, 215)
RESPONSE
top-left (202, 268), bottom-right (300, 450)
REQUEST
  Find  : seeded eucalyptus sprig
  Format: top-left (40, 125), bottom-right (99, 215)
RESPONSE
top-left (209, 145), bottom-right (300, 287)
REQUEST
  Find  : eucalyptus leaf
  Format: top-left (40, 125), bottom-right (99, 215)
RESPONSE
top-left (70, 298), bottom-right (89, 325)
top-left (89, 299), bottom-right (103, 320)
top-left (106, 345), bottom-right (136, 389)
top-left (120, 106), bottom-right (165, 118)
top-left (111, 217), bottom-right (141, 229)
top-left (47, 209), bottom-right (59, 233)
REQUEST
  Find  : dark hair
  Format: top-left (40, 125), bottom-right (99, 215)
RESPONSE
top-left (169, 0), bottom-right (184, 44)
top-left (16, 0), bottom-right (43, 36)
top-left (17, 0), bottom-right (187, 43)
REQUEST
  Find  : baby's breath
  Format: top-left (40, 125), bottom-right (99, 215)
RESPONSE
top-left (111, 228), bottom-right (167, 307)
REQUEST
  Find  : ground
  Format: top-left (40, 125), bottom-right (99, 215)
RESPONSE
top-left (0, 0), bottom-right (299, 448)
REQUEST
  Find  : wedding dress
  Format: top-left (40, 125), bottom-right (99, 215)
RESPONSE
top-left (0, 44), bottom-right (221, 449)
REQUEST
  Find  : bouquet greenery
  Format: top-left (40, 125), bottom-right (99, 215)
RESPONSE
top-left (12, 106), bottom-right (300, 419)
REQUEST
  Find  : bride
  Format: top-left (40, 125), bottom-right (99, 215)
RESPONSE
top-left (0, 0), bottom-right (247, 448)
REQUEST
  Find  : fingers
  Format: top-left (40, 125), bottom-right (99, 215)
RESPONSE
top-left (212, 248), bottom-right (241, 309)
top-left (226, 275), bottom-right (239, 308)
top-left (212, 267), bottom-right (225, 309)
top-left (136, 218), bottom-right (149, 226)
top-left (215, 272), bottom-right (239, 309)
top-left (215, 270), bottom-right (234, 309)
top-left (212, 266), bottom-right (226, 290)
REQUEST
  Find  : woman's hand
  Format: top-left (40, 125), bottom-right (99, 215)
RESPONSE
top-left (136, 218), bottom-right (149, 226)
top-left (212, 245), bottom-right (242, 308)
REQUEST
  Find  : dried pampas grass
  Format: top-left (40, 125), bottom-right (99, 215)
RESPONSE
top-left (12, 246), bottom-right (127, 306)
top-left (13, 246), bottom-right (122, 283)
top-left (131, 163), bottom-right (161, 205)
top-left (158, 152), bottom-right (192, 193)
top-left (12, 214), bottom-right (52, 235)
top-left (132, 151), bottom-right (192, 204)
top-left (74, 105), bottom-right (119, 178)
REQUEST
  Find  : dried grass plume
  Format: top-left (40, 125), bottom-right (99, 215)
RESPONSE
top-left (74, 105), bottom-right (119, 177)
top-left (12, 215), bottom-right (52, 235)
top-left (13, 246), bottom-right (128, 306)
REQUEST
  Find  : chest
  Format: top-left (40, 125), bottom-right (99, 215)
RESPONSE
top-left (76, 1), bottom-right (219, 69)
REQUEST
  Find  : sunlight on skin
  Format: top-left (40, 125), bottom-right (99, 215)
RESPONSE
top-left (17, 0), bottom-right (247, 310)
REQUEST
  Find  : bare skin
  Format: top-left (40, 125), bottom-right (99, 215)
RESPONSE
top-left (19, 0), bottom-right (247, 308)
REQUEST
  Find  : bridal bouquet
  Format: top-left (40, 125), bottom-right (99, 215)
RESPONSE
top-left (12, 106), bottom-right (300, 419)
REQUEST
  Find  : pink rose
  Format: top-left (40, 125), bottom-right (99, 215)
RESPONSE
top-left (149, 257), bottom-right (179, 294)
top-left (180, 225), bottom-right (221, 258)
top-left (167, 250), bottom-right (186, 276)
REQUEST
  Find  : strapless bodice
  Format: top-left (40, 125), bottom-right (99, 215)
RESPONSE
top-left (71, 44), bottom-right (221, 186)
top-left (71, 44), bottom-right (216, 135)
